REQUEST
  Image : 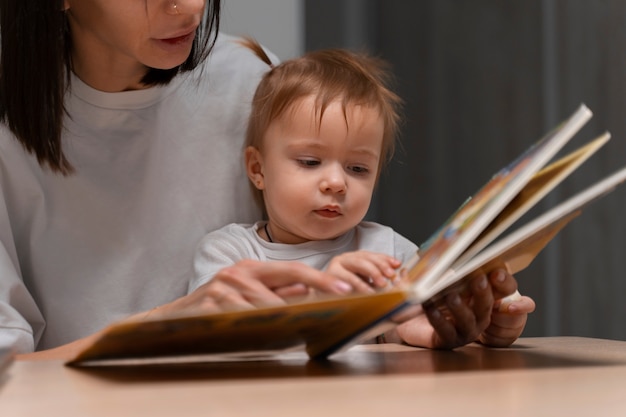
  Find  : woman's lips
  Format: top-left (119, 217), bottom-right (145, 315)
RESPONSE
top-left (160, 31), bottom-right (194, 45)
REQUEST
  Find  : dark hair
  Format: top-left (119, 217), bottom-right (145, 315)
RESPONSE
top-left (0, 0), bottom-right (221, 174)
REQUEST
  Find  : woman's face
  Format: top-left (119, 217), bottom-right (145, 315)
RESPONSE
top-left (65, 0), bottom-right (206, 91)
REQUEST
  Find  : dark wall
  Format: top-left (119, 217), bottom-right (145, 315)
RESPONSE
top-left (305, 0), bottom-right (626, 339)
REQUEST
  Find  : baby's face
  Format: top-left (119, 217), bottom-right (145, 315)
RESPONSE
top-left (253, 96), bottom-right (384, 244)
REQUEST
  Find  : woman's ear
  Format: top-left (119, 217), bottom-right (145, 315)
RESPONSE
top-left (245, 146), bottom-right (265, 190)
top-left (63, 1), bottom-right (70, 11)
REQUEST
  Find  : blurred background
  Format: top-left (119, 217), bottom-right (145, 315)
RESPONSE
top-left (222, 0), bottom-right (626, 340)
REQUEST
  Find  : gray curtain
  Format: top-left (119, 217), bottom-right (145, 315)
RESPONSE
top-left (305, 0), bottom-right (626, 339)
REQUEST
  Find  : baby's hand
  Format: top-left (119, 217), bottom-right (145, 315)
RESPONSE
top-left (325, 251), bottom-right (401, 293)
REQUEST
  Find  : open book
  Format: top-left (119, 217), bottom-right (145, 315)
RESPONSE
top-left (68, 104), bottom-right (626, 366)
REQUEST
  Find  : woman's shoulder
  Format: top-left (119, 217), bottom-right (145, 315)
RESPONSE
top-left (212, 33), bottom-right (277, 58)
top-left (194, 32), bottom-right (277, 89)
top-left (211, 33), bottom-right (279, 64)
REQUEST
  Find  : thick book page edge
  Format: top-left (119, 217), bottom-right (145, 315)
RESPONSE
top-left (472, 213), bottom-right (578, 275)
top-left (422, 212), bottom-right (579, 301)
top-left (405, 104), bottom-right (592, 293)
top-left (67, 289), bottom-right (411, 365)
top-left (423, 165), bottom-right (626, 298)
top-left (452, 132), bottom-right (611, 269)
top-left (304, 295), bottom-right (410, 359)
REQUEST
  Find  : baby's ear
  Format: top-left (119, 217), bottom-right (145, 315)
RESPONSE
top-left (245, 146), bottom-right (265, 189)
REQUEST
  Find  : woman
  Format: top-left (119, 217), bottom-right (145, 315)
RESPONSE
top-left (0, 0), bottom-right (534, 359)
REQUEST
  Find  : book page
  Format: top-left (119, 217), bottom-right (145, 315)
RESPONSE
top-left (429, 166), bottom-right (626, 298)
top-left (452, 132), bottom-right (610, 269)
top-left (425, 212), bottom-right (579, 300)
top-left (404, 104), bottom-right (592, 294)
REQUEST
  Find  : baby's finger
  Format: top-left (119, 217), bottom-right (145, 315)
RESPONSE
top-left (334, 253), bottom-right (398, 287)
top-left (334, 268), bottom-right (377, 293)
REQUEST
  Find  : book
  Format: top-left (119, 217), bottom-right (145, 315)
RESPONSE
top-left (67, 104), bottom-right (626, 366)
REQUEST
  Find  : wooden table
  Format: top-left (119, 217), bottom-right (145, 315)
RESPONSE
top-left (2, 337), bottom-right (626, 416)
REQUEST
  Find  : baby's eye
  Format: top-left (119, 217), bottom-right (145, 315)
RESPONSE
top-left (297, 158), bottom-right (320, 167)
top-left (348, 165), bottom-right (369, 174)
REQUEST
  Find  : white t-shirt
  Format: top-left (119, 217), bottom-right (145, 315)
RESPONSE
top-left (191, 221), bottom-right (418, 292)
top-left (0, 34), bottom-right (271, 352)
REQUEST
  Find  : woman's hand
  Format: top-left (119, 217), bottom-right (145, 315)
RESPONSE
top-left (149, 259), bottom-right (354, 319)
top-left (19, 260), bottom-right (356, 360)
top-left (386, 269), bottom-right (534, 349)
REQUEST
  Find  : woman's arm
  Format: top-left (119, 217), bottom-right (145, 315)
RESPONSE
top-left (17, 259), bottom-right (355, 360)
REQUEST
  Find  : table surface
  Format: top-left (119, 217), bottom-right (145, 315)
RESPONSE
top-left (2, 336), bottom-right (626, 417)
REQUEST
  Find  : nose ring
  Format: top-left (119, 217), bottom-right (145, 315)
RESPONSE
top-left (170, 1), bottom-right (180, 15)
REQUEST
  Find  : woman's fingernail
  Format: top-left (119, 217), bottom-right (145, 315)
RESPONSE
top-left (335, 281), bottom-right (353, 293)
top-left (478, 277), bottom-right (488, 290)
